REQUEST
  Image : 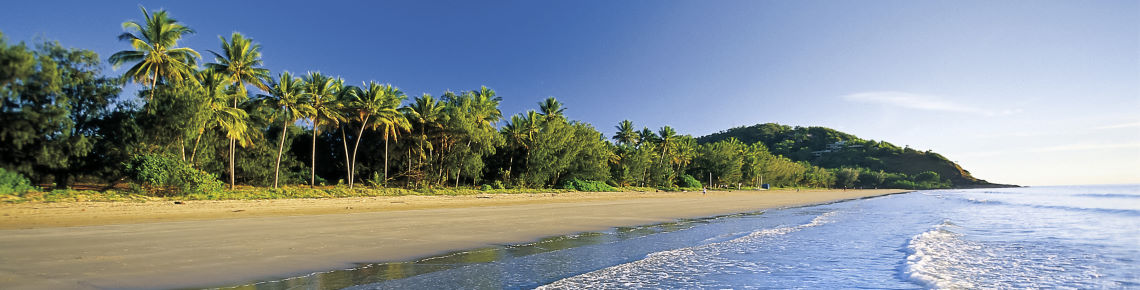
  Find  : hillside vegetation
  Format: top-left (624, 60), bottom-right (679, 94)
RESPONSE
top-left (698, 123), bottom-right (1008, 188)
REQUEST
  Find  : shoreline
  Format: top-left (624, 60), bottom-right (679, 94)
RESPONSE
top-left (0, 189), bottom-right (910, 289)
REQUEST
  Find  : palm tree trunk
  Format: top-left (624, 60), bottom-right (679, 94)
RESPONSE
top-left (229, 138), bottom-right (235, 190)
top-left (189, 130), bottom-right (203, 164)
top-left (148, 69), bottom-right (159, 105)
top-left (505, 155), bottom-right (513, 184)
top-left (351, 116), bottom-right (369, 189)
top-left (273, 118), bottom-right (289, 188)
top-left (179, 135), bottom-right (186, 161)
top-left (383, 134), bottom-right (390, 186)
top-left (311, 126), bottom-right (318, 188)
top-left (341, 127), bottom-right (352, 188)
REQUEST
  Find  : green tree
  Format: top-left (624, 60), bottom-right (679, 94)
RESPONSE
top-left (108, 6), bottom-right (200, 102)
top-left (343, 82), bottom-right (404, 188)
top-left (538, 97), bottom-right (565, 120)
top-left (613, 120), bottom-right (638, 146)
top-left (1, 39), bottom-right (123, 187)
top-left (206, 32), bottom-right (268, 189)
top-left (302, 72), bottom-right (345, 187)
top-left (403, 93), bottom-right (445, 186)
top-left (835, 167), bottom-right (860, 189)
top-left (259, 71), bottom-right (312, 188)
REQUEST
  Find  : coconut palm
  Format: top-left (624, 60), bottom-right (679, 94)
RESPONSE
top-left (206, 32), bottom-right (268, 189)
top-left (259, 71), bottom-right (312, 188)
top-left (372, 85), bottom-right (410, 185)
top-left (404, 94), bottom-right (446, 186)
top-left (656, 126), bottom-right (678, 184)
top-left (303, 72), bottom-right (344, 188)
top-left (344, 82), bottom-right (404, 188)
top-left (500, 111), bottom-right (539, 184)
top-left (613, 120), bottom-right (638, 146)
top-left (108, 5), bottom-right (201, 102)
top-left (538, 97), bottom-right (564, 120)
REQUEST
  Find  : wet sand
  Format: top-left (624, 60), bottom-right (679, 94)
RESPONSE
top-left (0, 189), bottom-right (907, 289)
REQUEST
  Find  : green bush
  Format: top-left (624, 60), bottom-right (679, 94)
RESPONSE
top-left (123, 154), bottom-right (224, 196)
top-left (492, 180), bottom-right (505, 190)
top-left (0, 168), bottom-right (37, 196)
top-left (480, 184), bottom-right (493, 191)
top-left (560, 178), bottom-right (617, 192)
top-left (678, 174), bottom-right (702, 188)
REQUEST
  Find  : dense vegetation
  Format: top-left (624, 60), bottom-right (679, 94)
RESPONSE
top-left (0, 7), bottom-right (999, 198)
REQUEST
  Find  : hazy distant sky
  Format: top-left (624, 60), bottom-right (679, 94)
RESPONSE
top-left (2, 0), bottom-right (1137, 186)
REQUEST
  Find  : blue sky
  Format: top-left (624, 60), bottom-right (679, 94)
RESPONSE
top-left (2, 1), bottom-right (1137, 186)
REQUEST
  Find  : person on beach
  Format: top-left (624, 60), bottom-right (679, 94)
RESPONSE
top-left (702, 187), bottom-right (707, 195)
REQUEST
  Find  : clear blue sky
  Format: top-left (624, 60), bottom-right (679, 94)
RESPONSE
top-left (2, 0), bottom-right (1137, 186)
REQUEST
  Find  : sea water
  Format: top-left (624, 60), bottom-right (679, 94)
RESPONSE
top-left (236, 185), bottom-right (1140, 289)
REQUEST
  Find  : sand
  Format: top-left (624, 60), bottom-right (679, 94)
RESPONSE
top-left (0, 189), bottom-right (907, 289)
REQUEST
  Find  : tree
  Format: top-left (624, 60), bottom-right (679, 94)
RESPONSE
top-left (538, 97), bottom-right (564, 120)
top-left (403, 94), bottom-right (445, 186)
top-left (613, 120), bottom-right (637, 146)
top-left (372, 84), bottom-right (410, 186)
top-left (206, 32), bottom-right (268, 189)
top-left (655, 126), bottom-right (678, 186)
top-left (1, 39), bottom-right (123, 187)
top-left (302, 72), bottom-right (344, 187)
top-left (259, 71), bottom-right (312, 188)
top-left (343, 82), bottom-right (403, 188)
top-left (835, 168), bottom-right (860, 189)
top-left (108, 6), bottom-right (200, 102)
top-left (501, 111), bottom-right (539, 184)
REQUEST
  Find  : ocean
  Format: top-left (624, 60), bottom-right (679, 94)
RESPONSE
top-left (238, 185), bottom-right (1140, 289)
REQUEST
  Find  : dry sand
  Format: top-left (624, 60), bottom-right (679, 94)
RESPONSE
top-left (0, 189), bottom-right (907, 289)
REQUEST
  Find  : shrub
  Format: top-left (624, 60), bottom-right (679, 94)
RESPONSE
top-left (678, 174), bottom-right (702, 188)
top-left (123, 154), bottom-right (224, 196)
top-left (480, 184), bottom-right (493, 191)
top-left (492, 180), bottom-right (505, 190)
top-left (0, 168), bottom-right (37, 196)
top-left (560, 178), bottom-right (617, 192)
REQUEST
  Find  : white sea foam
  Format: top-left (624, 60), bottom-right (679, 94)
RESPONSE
top-left (538, 211), bottom-right (839, 289)
top-left (904, 220), bottom-right (979, 289)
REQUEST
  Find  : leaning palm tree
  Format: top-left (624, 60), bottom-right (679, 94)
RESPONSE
top-left (206, 32), bottom-right (269, 189)
top-left (343, 82), bottom-right (404, 188)
top-left (303, 72), bottom-right (345, 188)
top-left (108, 5), bottom-right (201, 102)
top-left (259, 71), bottom-right (313, 188)
top-left (614, 120), bottom-right (638, 146)
top-left (186, 70), bottom-right (251, 190)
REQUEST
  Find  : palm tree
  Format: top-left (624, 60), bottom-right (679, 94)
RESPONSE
top-left (373, 85), bottom-right (410, 185)
top-left (404, 94), bottom-right (445, 186)
top-left (188, 69), bottom-right (243, 165)
top-left (303, 72), bottom-right (344, 188)
top-left (108, 5), bottom-right (201, 102)
top-left (259, 71), bottom-right (312, 188)
top-left (538, 97), bottom-right (564, 120)
top-left (206, 32), bottom-right (269, 189)
top-left (613, 120), bottom-right (638, 146)
top-left (637, 127), bottom-right (657, 147)
top-left (656, 126), bottom-right (678, 185)
top-left (501, 111), bottom-right (540, 185)
top-left (344, 82), bottom-right (404, 188)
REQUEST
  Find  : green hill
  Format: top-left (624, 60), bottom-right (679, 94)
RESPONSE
top-left (697, 123), bottom-right (1011, 188)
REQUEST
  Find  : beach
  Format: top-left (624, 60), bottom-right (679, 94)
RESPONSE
top-left (0, 189), bottom-right (905, 289)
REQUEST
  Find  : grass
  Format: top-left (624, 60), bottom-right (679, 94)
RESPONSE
top-left (1, 183), bottom-right (834, 204)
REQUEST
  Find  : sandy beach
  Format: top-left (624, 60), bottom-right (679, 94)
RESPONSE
top-left (0, 189), bottom-right (907, 289)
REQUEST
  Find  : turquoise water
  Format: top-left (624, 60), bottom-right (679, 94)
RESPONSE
top-left (238, 185), bottom-right (1140, 289)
